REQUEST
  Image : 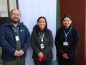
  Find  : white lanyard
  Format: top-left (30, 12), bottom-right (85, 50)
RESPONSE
top-left (40, 33), bottom-right (45, 49)
top-left (40, 33), bottom-right (45, 43)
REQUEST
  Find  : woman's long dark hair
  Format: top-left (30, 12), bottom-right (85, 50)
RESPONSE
top-left (62, 15), bottom-right (72, 28)
top-left (62, 15), bottom-right (72, 21)
top-left (33, 16), bottom-right (47, 31)
top-left (37, 16), bottom-right (47, 29)
top-left (33, 16), bottom-right (49, 34)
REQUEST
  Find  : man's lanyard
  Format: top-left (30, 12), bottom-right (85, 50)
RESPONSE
top-left (12, 27), bottom-right (21, 50)
top-left (13, 27), bottom-right (19, 35)
top-left (64, 27), bottom-right (72, 41)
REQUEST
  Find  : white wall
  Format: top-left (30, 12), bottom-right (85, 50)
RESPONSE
top-left (18, 0), bottom-right (56, 65)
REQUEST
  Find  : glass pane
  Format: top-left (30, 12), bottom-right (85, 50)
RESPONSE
top-left (9, 0), bottom-right (17, 11)
top-left (0, 0), bottom-right (8, 17)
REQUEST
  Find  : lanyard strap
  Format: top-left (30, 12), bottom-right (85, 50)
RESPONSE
top-left (12, 27), bottom-right (21, 50)
top-left (13, 27), bottom-right (19, 35)
top-left (64, 27), bottom-right (72, 41)
top-left (40, 33), bottom-right (45, 43)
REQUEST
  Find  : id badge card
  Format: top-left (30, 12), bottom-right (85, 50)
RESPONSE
top-left (40, 43), bottom-right (44, 49)
top-left (63, 42), bottom-right (69, 46)
top-left (15, 36), bottom-right (19, 41)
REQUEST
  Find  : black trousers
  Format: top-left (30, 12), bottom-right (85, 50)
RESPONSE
top-left (3, 57), bottom-right (25, 65)
top-left (33, 59), bottom-right (52, 65)
top-left (57, 54), bottom-right (76, 65)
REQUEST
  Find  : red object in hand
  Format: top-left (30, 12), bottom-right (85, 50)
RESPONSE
top-left (62, 53), bottom-right (69, 60)
top-left (38, 55), bottom-right (46, 62)
top-left (42, 55), bottom-right (46, 60)
top-left (38, 57), bottom-right (43, 62)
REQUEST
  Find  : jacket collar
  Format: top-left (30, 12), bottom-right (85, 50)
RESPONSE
top-left (5, 21), bottom-right (23, 27)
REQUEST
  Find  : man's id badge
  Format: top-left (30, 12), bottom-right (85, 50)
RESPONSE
top-left (15, 36), bottom-right (19, 41)
top-left (63, 42), bottom-right (69, 46)
top-left (40, 43), bottom-right (44, 49)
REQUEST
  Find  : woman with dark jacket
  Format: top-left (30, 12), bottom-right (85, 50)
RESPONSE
top-left (55, 15), bottom-right (79, 65)
top-left (31, 16), bottom-right (53, 65)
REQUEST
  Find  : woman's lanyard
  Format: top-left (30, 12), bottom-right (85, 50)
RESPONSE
top-left (40, 33), bottom-right (45, 44)
top-left (64, 27), bottom-right (72, 42)
top-left (40, 33), bottom-right (45, 49)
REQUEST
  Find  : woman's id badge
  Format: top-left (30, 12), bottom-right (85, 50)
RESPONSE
top-left (40, 43), bottom-right (44, 49)
top-left (63, 42), bottom-right (69, 46)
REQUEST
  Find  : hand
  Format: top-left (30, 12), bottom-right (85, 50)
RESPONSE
top-left (38, 52), bottom-right (44, 57)
top-left (62, 53), bottom-right (69, 59)
top-left (14, 50), bottom-right (24, 57)
top-left (14, 50), bottom-right (20, 56)
top-left (18, 50), bottom-right (24, 56)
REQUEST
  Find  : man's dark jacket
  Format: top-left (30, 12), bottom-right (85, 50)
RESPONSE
top-left (0, 21), bottom-right (30, 60)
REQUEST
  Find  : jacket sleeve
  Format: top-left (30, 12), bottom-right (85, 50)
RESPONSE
top-left (31, 31), bottom-right (40, 54)
top-left (21, 26), bottom-right (30, 53)
top-left (68, 29), bottom-right (79, 55)
top-left (55, 28), bottom-right (64, 55)
top-left (42, 30), bottom-right (53, 55)
top-left (0, 25), bottom-right (15, 55)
